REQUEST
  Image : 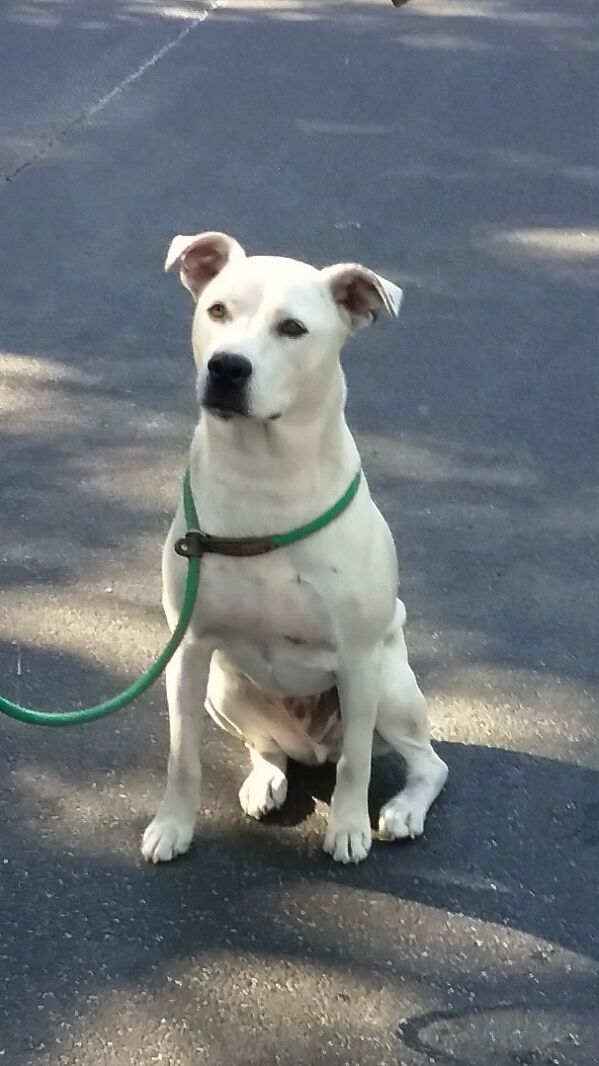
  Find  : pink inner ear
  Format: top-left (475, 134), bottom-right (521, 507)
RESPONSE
top-left (177, 236), bottom-right (234, 296)
top-left (334, 273), bottom-right (380, 320)
top-left (182, 243), bottom-right (228, 289)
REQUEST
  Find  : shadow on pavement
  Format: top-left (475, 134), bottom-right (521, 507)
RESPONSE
top-left (1, 707), bottom-right (599, 1061)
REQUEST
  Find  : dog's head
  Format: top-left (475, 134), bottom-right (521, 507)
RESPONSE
top-left (165, 231), bottom-right (403, 422)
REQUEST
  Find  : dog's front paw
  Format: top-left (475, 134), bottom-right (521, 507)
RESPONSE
top-left (239, 765), bottom-right (288, 820)
top-left (324, 813), bottom-right (372, 864)
top-left (141, 812), bottom-right (194, 863)
top-left (378, 794), bottom-right (426, 841)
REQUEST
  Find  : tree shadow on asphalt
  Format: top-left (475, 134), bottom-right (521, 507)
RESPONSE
top-left (1, 637), bottom-right (598, 967)
top-left (1, 0), bottom-right (598, 650)
top-left (1, 667), bottom-right (599, 1061)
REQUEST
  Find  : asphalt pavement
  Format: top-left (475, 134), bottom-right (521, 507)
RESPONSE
top-left (1, 1), bottom-right (598, 1064)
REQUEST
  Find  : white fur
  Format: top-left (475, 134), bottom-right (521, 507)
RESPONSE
top-left (142, 233), bottom-right (447, 865)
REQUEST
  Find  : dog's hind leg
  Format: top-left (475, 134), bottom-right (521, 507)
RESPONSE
top-left (239, 745), bottom-right (288, 820)
top-left (375, 602), bottom-right (448, 841)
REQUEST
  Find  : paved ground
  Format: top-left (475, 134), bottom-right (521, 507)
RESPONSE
top-left (1, 1), bottom-right (599, 1063)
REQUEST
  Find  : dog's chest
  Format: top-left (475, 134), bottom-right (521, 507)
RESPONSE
top-left (198, 552), bottom-right (338, 694)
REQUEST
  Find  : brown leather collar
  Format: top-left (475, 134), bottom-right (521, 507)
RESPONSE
top-left (175, 530), bottom-right (277, 559)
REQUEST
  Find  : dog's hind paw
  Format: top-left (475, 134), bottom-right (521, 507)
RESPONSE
top-left (141, 813), bottom-right (194, 863)
top-left (378, 794), bottom-right (427, 841)
top-left (239, 765), bottom-right (288, 820)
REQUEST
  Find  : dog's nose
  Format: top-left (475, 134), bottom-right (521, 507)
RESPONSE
top-left (207, 352), bottom-right (252, 387)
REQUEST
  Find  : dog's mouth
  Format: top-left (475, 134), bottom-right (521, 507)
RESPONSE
top-left (205, 408), bottom-right (283, 423)
top-left (203, 402), bottom-right (248, 421)
top-left (199, 374), bottom-right (282, 423)
top-left (204, 407), bottom-right (282, 423)
top-left (202, 398), bottom-right (282, 423)
top-left (201, 381), bottom-right (249, 421)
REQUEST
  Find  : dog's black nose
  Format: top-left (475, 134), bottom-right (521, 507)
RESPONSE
top-left (207, 352), bottom-right (252, 387)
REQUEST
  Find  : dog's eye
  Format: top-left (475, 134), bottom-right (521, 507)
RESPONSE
top-left (277, 318), bottom-right (308, 339)
top-left (207, 302), bottom-right (227, 321)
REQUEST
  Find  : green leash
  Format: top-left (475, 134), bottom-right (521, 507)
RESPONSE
top-left (0, 468), bottom-right (361, 727)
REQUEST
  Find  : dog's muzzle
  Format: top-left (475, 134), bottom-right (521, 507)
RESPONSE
top-left (201, 351), bottom-right (252, 419)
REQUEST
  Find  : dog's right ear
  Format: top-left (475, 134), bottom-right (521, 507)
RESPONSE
top-left (164, 231), bottom-right (245, 300)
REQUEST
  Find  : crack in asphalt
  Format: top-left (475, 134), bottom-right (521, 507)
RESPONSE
top-left (1, 0), bottom-right (221, 188)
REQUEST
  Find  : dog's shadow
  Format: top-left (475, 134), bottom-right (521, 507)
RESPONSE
top-left (267, 753), bottom-right (405, 828)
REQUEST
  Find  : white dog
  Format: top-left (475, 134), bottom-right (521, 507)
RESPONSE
top-left (142, 232), bottom-right (448, 865)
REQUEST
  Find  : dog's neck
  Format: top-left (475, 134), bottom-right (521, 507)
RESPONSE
top-left (188, 369), bottom-right (361, 537)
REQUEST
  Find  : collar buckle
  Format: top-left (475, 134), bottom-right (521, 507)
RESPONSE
top-left (174, 531), bottom-right (205, 558)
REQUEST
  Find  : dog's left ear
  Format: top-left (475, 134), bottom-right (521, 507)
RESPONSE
top-left (321, 263), bottom-right (403, 332)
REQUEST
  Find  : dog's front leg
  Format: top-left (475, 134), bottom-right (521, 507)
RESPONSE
top-left (324, 653), bottom-right (379, 864)
top-left (142, 639), bottom-right (212, 863)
